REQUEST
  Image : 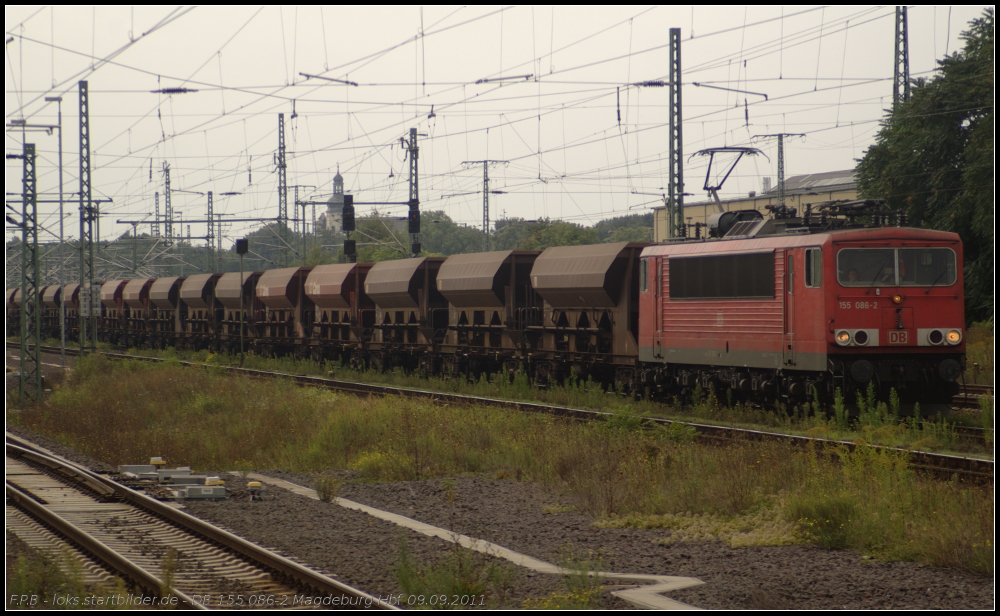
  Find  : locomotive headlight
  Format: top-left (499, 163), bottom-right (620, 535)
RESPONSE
top-left (853, 330), bottom-right (870, 346)
top-left (836, 330), bottom-right (851, 346)
top-left (946, 329), bottom-right (962, 345)
top-left (892, 293), bottom-right (904, 304)
top-left (928, 329), bottom-right (944, 345)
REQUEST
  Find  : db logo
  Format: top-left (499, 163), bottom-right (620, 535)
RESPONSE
top-left (888, 330), bottom-right (909, 345)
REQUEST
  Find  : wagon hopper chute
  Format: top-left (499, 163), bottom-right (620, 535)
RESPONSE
top-left (148, 277), bottom-right (185, 348)
top-left (528, 242), bottom-right (647, 388)
top-left (215, 271), bottom-right (263, 353)
top-left (121, 278), bottom-right (155, 347)
top-left (98, 280), bottom-right (129, 343)
top-left (179, 274), bottom-right (221, 349)
top-left (364, 257), bottom-right (447, 373)
top-left (304, 263), bottom-right (374, 362)
top-left (255, 267), bottom-right (313, 356)
top-left (436, 250), bottom-right (541, 378)
top-left (39, 285), bottom-right (63, 339)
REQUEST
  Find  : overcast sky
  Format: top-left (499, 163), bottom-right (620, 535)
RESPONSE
top-left (5, 5), bottom-right (986, 248)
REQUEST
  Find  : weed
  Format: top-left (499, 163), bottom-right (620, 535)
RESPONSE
top-left (541, 503), bottom-right (577, 515)
top-left (833, 387), bottom-right (847, 430)
top-left (599, 506), bottom-right (801, 548)
top-left (980, 394), bottom-right (994, 447)
top-left (787, 491), bottom-right (856, 549)
top-left (524, 549), bottom-right (604, 609)
top-left (160, 547), bottom-right (178, 600)
top-left (392, 536), bottom-right (519, 608)
top-left (313, 474), bottom-right (342, 503)
top-left (604, 405), bottom-right (643, 433)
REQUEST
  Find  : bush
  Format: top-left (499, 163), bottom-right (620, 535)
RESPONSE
top-left (313, 475), bottom-right (342, 503)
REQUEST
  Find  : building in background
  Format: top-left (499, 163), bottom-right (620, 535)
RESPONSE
top-left (652, 169), bottom-right (858, 242)
top-left (318, 169), bottom-right (346, 232)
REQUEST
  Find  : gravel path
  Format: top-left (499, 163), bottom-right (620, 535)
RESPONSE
top-left (263, 471), bottom-right (994, 610)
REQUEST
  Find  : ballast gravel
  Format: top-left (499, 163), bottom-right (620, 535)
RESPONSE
top-left (182, 479), bottom-right (632, 609)
top-left (264, 471), bottom-right (994, 610)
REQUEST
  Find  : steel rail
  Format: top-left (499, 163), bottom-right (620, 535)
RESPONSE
top-left (6, 343), bottom-right (994, 482)
top-left (6, 434), bottom-right (395, 610)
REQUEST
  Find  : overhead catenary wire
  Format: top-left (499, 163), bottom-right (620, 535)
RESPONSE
top-left (5, 5), bottom-right (974, 241)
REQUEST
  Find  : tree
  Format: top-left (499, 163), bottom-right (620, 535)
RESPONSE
top-left (855, 9), bottom-right (994, 323)
top-left (604, 226), bottom-right (651, 243)
top-left (418, 210), bottom-right (483, 255)
top-left (593, 213), bottom-right (653, 241)
top-left (492, 217), bottom-right (600, 251)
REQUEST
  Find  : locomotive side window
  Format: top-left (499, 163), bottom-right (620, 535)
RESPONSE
top-left (837, 249), bottom-right (896, 286)
top-left (898, 248), bottom-right (956, 287)
top-left (669, 252), bottom-right (774, 299)
top-left (640, 259), bottom-right (648, 292)
top-left (805, 248), bottom-right (822, 288)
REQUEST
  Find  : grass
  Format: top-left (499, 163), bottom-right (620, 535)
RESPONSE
top-left (963, 323), bottom-right (993, 385)
top-left (6, 542), bottom-right (132, 610)
top-left (7, 355), bottom-right (993, 576)
top-left (522, 550), bottom-right (605, 609)
top-left (392, 536), bottom-right (519, 608)
top-left (108, 344), bottom-right (992, 457)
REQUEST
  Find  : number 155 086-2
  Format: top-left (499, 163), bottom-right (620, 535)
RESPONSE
top-left (840, 301), bottom-right (877, 310)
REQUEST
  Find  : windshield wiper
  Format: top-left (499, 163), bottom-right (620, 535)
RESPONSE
top-left (924, 269), bottom-right (948, 294)
top-left (866, 265), bottom-right (886, 295)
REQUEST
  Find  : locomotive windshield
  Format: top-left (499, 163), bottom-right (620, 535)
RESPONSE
top-left (837, 248), bottom-right (956, 287)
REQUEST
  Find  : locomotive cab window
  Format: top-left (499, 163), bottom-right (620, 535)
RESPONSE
top-left (805, 248), bottom-right (822, 288)
top-left (837, 248), bottom-right (956, 288)
top-left (837, 248), bottom-right (897, 286)
top-left (640, 258), bottom-right (648, 292)
top-left (898, 248), bottom-right (956, 287)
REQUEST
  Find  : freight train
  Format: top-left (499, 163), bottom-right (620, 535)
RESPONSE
top-left (7, 200), bottom-right (966, 406)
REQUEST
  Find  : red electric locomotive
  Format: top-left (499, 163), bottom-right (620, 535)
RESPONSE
top-left (638, 203), bottom-right (965, 405)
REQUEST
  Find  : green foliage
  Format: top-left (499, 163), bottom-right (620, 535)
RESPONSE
top-left (593, 212), bottom-right (653, 241)
top-left (392, 536), bottom-right (518, 608)
top-left (313, 474), bottom-right (342, 503)
top-left (855, 9), bottom-right (994, 323)
top-left (492, 218), bottom-right (599, 251)
top-left (305, 244), bottom-right (335, 266)
top-left (603, 405), bottom-right (643, 433)
top-left (979, 394), bottom-right (993, 447)
top-left (5, 546), bottom-right (131, 610)
top-left (833, 388), bottom-right (848, 431)
top-left (419, 211), bottom-right (485, 255)
top-left (603, 225), bottom-right (651, 243)
top-left (787, 491), bottom-right (856, 550)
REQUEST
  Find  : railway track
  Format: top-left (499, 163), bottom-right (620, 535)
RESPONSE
top-left (5, 433), bottom-right (392, 610)
top-left (8, 343), bottom-right (995, 483)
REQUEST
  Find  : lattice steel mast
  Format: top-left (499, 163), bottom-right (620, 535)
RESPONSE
top-left (893, 6), bottom-right (910, 108)
top-left (277, 113), bottom-right (288, 266)
top-left (668, 28), bottom-right (684, 238)
top-left (78, 81), bottom-right (97, 353)
top-left (19, 143), bottom-right (42, 399)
